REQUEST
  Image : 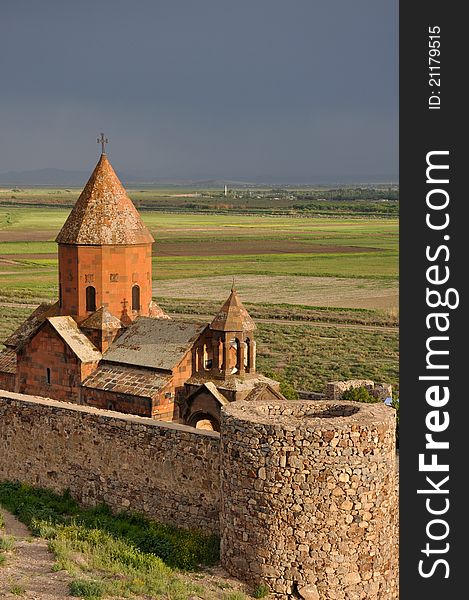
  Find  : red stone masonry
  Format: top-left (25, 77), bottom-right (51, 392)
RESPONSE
top-left (56, 153), bottom-right (154, 323)
top-left (16, 322), bottom-right (99, 403)
top-left (58, 243), bottom-right (153, 323)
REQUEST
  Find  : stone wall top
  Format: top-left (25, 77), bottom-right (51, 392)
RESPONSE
top-left (0, 390), bottom-right (219, 438)
top-left (222, 398), bottom-right (394, 431)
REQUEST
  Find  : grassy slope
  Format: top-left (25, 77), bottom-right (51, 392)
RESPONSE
top-left (0, 482), bottom-right (251, 600)
top-left (256, 322), bottom-right (399, 392)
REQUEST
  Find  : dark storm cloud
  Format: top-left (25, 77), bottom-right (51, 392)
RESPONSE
top-left (0, 0), bottom-right (398, 181)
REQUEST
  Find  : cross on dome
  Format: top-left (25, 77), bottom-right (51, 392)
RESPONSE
top-left (97, 133), bottom-right (109, 154)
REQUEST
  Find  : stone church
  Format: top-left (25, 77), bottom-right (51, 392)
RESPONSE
top-left (0, 147), bottom-right (281, 430)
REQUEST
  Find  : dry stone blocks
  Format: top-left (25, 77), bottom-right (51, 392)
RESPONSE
top-left (0, 391), bottom-right (398, 599)
top-left (220, 399), bottom-right (398, 599)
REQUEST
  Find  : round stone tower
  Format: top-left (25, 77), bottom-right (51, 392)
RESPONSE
top-left (220, 399), bottom-right (398, 599)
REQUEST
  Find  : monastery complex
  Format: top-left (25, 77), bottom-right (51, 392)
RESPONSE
top-left (0, 144), bottom-right (398, 599)
top-left (0, 148), bottom-right (281, 429)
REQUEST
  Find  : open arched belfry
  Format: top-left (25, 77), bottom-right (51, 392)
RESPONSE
top-left (0, 140), bottom-right (281, 428)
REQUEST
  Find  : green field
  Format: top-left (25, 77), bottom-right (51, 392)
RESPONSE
top-left (0, 207), bottom-right (398, 291)
top-left (0, 184), bottom-right (398, 214)
top-left (0, 199), bottom-right (399, 393)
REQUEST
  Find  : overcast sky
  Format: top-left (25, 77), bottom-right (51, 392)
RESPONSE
top-left (0, 0), bottom-right (398, 182)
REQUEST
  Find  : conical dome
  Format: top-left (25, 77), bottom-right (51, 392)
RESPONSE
top-left (210, 288), bottom-right (256, 332)
top-left (56, 154), bottom-right (154, 245)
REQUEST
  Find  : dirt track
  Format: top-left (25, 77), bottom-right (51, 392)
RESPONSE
top-left (0, 508), bottom-right (72, 599)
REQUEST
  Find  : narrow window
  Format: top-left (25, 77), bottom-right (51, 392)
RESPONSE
top-left (46, 368), bottom-right (51, 384)
top-left (86, 286), bottom-right (96, 312)
top-left (59, 283), bottom-right (62, 307)
top-left (203, 344), bottom-right (212, 370)
top-left (132, 285), bottom-right (140, 311)
top-left (230, 338), bottom-right (239, 374)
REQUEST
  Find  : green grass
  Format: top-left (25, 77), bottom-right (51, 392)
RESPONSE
top-left (0, 529), bottom-right (15, 568)
top-left (253, 583), bottom-right (270, 598)
top-left (154, 251), bottom-right (398, 280)
top-left (0, 534), bottom-right (15, 552)
top-left (0, 482), bottom-right (221, 600)
top-left (69, 579), bottom-right (106, 599)
top-left (0, 306), bottom-right (34, 344)
top-left (0, 186), bottom-right (398, 221)
top-left (157, 298), bottom-right (399, 327)
top-left (256, 321), bottom-right (399, 392)
top-left (1, 209), bottom-right (397, 308)
top-left (0, 483), bottom-right (219, 571)
top-left (9, 584), bottom-right (26, 596)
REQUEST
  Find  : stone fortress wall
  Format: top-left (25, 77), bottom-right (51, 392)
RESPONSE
top-left (0, 391), bottom-right (398, 599)
top-left (220, 400), bottom-right (398, 599)
top-left (0, 391), bottom-right (220, 532)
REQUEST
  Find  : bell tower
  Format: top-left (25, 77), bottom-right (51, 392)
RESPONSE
top-left (56, 139), bottom-right (155, 324)
top-left (206, 287), bottom-right (257, 378)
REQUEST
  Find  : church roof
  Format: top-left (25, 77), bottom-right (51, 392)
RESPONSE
top-left (186, 372), bottom-right (278, 392)
top-left (103, 317), bottom-right (206, 371)
top-left (209, 288), bottom-right (256, 332)
top-left (56, 153), bottom-right (154, 246)
top-left (242, 383), bottom-right (286, 403)
top-left (185, 381), bottom-right (229, 406)
top-left (82, 364), bottom-right (170, 399)
top-left (149, 301), bottom-right (171, 320)
top-left (0, 348), bottom-right (16, 374)
top-left (47, 316), bottom-right (102, 363)
top-left (80, 307), bottom-right (123, 331)
top-left (4, 302), bottom-right (60, 349)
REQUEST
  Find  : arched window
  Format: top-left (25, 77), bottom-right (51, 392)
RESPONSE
top-left (86, 286), bottom-right (96, 312)
top-left (132, 285), bottom-right (140, 311)
top-left (203, 344), bottom-right (212, 370)
top-left (245, 338), bottom-right (250, 369)
top-left (230, 338), bottom-right (240, 374)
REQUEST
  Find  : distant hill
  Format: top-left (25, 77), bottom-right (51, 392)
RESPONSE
top-left (0, 169), bottom-right (258, 188)
top-left (0, 168), bottom-right (398, 188)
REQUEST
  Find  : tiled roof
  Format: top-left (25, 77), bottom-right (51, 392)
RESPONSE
top-left (4, 302), bottom-right (60, 349)
top-left (56, 153), bottom-right (154, 245)
top-left (80, 307), bottom-right (123, 331)
top-left (82, 364), bottom-right (170, 398)
top-left (210, 289), bottom-right (256, 333)
top-left (103, 317), bottom-right (205, 371)
top-left (149, 301), bottom-right (171, 320)
top-left (242, 383), bottom-right (286, 403)
top-left (0, 348), bottom-right (16, 374)
top-left (186, 373), bottom-right (279, 392)
top-left (47, 316), bottom-right (102, 363)
top-left (186, 381), bottom-right (229, 406)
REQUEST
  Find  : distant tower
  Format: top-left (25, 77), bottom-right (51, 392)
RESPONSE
top-left (55, 136), bottom-right (155, 324)
top-left (224, 184), bottom-right (228, 197)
